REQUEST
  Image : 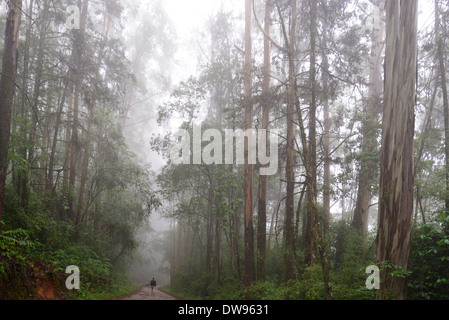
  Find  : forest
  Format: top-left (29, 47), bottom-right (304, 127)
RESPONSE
top-left (0, 0), bottom-right (448, 301)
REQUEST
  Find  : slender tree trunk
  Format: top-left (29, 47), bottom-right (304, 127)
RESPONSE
top-left (47, 81), bottom-right (69, 192)
top-left (0, 0), bottom-right (22, 226)
top-left (282, 0), bottom-right (297, 283)
top-left (309, 0), bottom-right (332, 300)
top-left (377, 0), bottom-right (418, 300)
top-left (68, 0), bottom-right (89, 221)
top-left (16, 0), bottom-right (33, 208)
top-left (176, 221), bottom-right (183, 275)
top-left (68, 83), bottom-right (80, 220)
top-left (63, 84), bottom-right (74, 188)
top-left (268, 181), bottom-right (282, 251)
top-left (295, 183), bottom-right (306, 245)
top-left (435, 0), bottom-right (449, 212)
top-left (233, 206), bottom-right (243, 285)
top-left (352, 0), bottom-right (385, 240)
top-left (205, 181), bottom-right (214, 274)
top-left (256, 0), bottom-right (271, 283)
top-left (244, 0), bottom-right (255, 289)
top-left (215, 207), bottom-right (223, 285)
top-left (75, 98), bottom-right (93, 233)
top-left (28, 0), bottom-right (50, 196)
top-left (415, 75), bottom-right (438, 224)
top-left (303, 0), bottom-right (319, 269)
top-left (320, 1), bottom-right (331, 235)
top-left (322, 74), bottom-right (331, 232)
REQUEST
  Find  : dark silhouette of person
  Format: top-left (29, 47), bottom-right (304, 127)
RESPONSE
top-left (150, 278), bottom-right (156, 295)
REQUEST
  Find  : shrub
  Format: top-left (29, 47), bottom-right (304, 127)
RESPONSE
top-left (409, 213), bottom-right (449, 300)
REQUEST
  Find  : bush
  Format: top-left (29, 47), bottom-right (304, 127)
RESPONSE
top-left (244, 281), bottom-right (281, 300)
top-left (0, 228), bottom-right (41, 264)
top-left (409, 213), bottom-right (449, 300)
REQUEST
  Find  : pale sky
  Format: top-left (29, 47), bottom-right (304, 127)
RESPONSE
top-left (159, 0), bottom-right (434, 80)
top-left (162, 0), bottom-right (242, 80)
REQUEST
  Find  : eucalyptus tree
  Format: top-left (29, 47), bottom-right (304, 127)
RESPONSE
top-left (256, 0), bottom-right (272, 283)
top-left (377, 0), bottom-right (418, 300)
top-left (434, 0), bottom-right (449, 212)
top-left (243, 0), bottom-right (256, 288)
top-left (0, 0), bottom-right (22, 225)
top-left (352, 0), bottom-right (385, 240)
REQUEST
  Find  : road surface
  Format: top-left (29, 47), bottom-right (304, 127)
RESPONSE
top-left (117, 286), bottom-right (178, 300)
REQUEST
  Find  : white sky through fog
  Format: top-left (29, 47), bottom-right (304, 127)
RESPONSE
top-left (162, 0), bottom-right (242, 80)
top-left (160, 0), bottom-right (434, 83)
top-left (163, 0), bottom-right (218, 80)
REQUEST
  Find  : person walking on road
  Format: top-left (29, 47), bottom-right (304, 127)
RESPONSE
top-left (150, 278), bottom-right (156, 295)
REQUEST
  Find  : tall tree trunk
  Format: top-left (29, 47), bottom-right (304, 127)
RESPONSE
top-left (244, 0), bottom-right (255, 289)
top-left (170, 220), bottom-right (176, 285)
top-left (47, 81), bottom-right (69, 193)
top-left (309, 0), bottom-right (332, 300)
top-left (352, 0), bottom-right (385, 240)
top-left (205, 180), bottom-right (214, 274)
top-left (68, 88), bottom-right (80, 220)
top-left (322, 67), bottom-right (331, 232)
top-left (256, 0), bottom-right (271, 283)
top-left (28, 0), bottom-right (50, 197)
top-left (268, 180), bottom-right (282, 252)
top-left (68, 0), bottom-right (89, 221)
top-left (414, 75), bottom-right (438, 225)
top-left (283, 0), bottom-right (297, 283)
top-left (75, 98), bottom-right (93, 233)
top-left (295, 183), bottom-right (306, 241)
top-left (215, 207), bottom-right (223, 285)
top-left (63, 84), bottom-right (74, 189)
top-left (320, 0), bottom-right (331, 236)
top-left (16, 0), bottom-right (33, 208)
top-left (74, 7), bottom-right (111, 237)
top-left (175, 221), bottom-right (183, 275)
top-left (377, 0), bottom-right (418, 300)
top-left (435, 0), bottom-right (449, 212)
top-left (303, 0), bottom-right (319, 270)
top-left (0, 0), bottom-right (22, 226)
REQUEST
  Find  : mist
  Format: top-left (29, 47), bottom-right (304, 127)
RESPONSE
top-left (0, 0), bottom-right (447, 303)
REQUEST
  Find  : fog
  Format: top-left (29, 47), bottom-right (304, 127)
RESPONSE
top-left (1, 0), bottom-right (444, 301)
top-left (124, 0), bottom-right (435, 286)
top-left (122, 0), bottom-right (244, 286)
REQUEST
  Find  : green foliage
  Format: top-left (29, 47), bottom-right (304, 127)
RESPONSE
top-left (377, 261), bottom-right (412, 279)
top-left (244, 281), bottom-right (281, 300)
top-left (409, 213), bottom-right (449, 300)
top-left (169, 271), bottom-right (214, 299)
top-left (157, 77), bottom-right (206, 127)
top-left (0, 224), bottom-right (138, 300)
top-left (0, 179), bottom-right (147, 298)
top-left (166, 220), bottom-right (383, 300)
top-left (72, 273), bottom-right (139, 300)
top-left (206, 277), bottom-right (242, 300)
top-left (328, 221), bottom-right (377, 300)
top-left (0, 228), bottom-right (40, 263)
top-left (265, 245), bottom-right (284, 284)
top-left (286, 266), bottom-right (326, 300)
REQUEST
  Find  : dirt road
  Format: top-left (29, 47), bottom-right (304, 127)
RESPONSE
top-left (117, 286), bottom-right (178, 300)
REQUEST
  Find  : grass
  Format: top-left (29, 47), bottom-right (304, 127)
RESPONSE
top-left (161, 286), bottom-right (199, 300)
top-left (72, 280), bottom-right (141, 300)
